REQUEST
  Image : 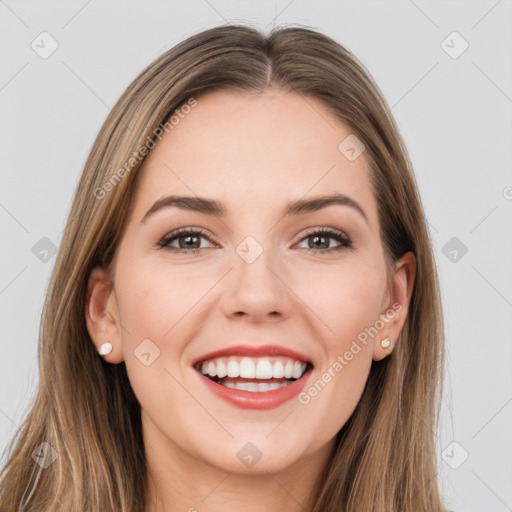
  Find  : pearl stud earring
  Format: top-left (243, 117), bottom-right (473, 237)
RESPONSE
top-left (98, 341), bottom-right (113, 357)
top-left (380, 337), bottom-right (392, 350)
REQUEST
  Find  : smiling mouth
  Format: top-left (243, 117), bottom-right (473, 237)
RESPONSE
top-left (193, 356), bottom-right (313, 392)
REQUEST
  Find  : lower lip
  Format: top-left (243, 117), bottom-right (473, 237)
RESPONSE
top-left (196, 370), bottom-right (312, 410)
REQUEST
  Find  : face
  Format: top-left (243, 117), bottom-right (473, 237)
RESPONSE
top-left (86, 89), bottom-right (413, 476)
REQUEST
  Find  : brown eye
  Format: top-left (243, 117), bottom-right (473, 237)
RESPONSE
top-left (297, 228), bottom-right (352, 252)
top-left (159, 228), bottom-right (214, 252)
top-left (177, 234), bottom-right (201, 249)
top-left (307, 235), bottom-right (331, 249)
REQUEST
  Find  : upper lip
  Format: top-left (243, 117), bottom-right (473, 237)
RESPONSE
top-left (192, 344), bottom-right (313, 366)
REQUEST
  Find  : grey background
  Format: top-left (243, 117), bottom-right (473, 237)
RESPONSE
top-left (1, 1), bottom-right (511, 511)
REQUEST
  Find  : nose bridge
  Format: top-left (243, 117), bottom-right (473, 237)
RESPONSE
top-left (220, 234), bottom-right (289, 320)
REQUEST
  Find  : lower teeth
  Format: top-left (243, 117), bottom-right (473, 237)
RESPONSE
top-left (219, 380), bottom-right (294, 392)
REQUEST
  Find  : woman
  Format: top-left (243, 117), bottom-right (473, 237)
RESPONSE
top-left (0, 23), bottom-right (446, 511)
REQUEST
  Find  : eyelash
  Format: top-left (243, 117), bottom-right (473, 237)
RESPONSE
top-left (158, 227), bottom-right (353, 254)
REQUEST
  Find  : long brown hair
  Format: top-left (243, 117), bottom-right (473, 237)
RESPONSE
top-left (0, 23), bottom-right (446, 511)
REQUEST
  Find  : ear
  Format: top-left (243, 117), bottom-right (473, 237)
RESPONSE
top-left (372, 251), bottom-right (416, 361)
top-left (85, 267), bottom-right (124, 364)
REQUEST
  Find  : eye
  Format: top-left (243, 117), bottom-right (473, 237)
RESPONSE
top-left (296, 228), bottom-right (352, 252)
top-left (158, 228), bottom-right (215, 253)
top-left (158, 227), bottom-right (352, 254)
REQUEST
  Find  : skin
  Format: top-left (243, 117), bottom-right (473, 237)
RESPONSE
top-left (86, 89), bottom-right (415, 512)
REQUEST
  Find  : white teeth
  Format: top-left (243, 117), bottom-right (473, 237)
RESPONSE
top-left (227, 360), bottom-right (240, 378)
top-left (292, 362), bottom-right (303, 379)
top-left (255, 359), bottom-right (274, 379)
top-left (198, 356), bottom-right (309, 380)
top-left (272, 361), bottom-right (285, 379)
top-left (284, 361), bottom-right (294, 379)
top-left (220, 380), bottom-right (292, 392)
top-left (207, 362), bottom-right (217, 377)
top-left (257, 382), bottom-right (270, 392)
top-left (216, 360), bottom-right (227, 378)
top-left (236, 382), bottom-right (258, 392)
top-left (240, 357), bottom-right (256, 378)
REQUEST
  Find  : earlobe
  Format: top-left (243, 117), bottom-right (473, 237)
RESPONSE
top-left (372, 251), bottom-right (416, 361)
top-left (85, 267), bottom-right (124, 363)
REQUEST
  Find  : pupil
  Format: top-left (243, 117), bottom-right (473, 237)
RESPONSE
top-left (310, 235), bottom-right (329, 249)
top-left (180, 235), bottom-right (199, 249)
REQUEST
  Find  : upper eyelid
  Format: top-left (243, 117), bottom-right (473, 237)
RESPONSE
top-left (160, 227), bottom-right (217, 244)
top-left (161, 226), bottom-right (348, 239)
top-left (299, 226), bottom-right (349, 237)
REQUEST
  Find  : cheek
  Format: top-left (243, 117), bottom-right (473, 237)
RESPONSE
top-left (116, 277), bottom-right (170, 342)
top-left (114, 257), bottom-right (205, 342)
top-left (296, 265), bottom-right (380, 436)
top-left (294, 257), bottom-right (386, 345)
top-left (292, 257), bottom-right (385, 422)
top-left (111, 258), bottom-right (188, 384)
top-left (113, 268), bottom-right (197, 419)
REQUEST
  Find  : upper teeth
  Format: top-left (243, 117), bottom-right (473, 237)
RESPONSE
top-left (198, 357), bottom-right (308, 380)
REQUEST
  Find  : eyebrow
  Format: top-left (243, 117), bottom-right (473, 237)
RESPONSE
top-left (141, 193), bottom-right (369, 225)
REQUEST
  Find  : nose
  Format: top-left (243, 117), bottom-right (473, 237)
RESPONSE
top-left (219, 243), bottom-right (291, 323)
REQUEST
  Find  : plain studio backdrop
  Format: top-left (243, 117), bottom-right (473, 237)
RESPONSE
top-left (1, 1), bottom-right (511, 511)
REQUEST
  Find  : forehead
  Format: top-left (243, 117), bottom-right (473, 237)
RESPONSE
top-left (132, 89), bottom-right (376, 223)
